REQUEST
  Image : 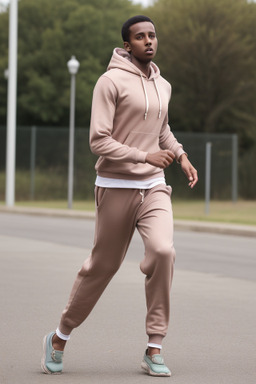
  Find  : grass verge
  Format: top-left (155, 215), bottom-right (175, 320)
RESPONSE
top-left (0, 199), bottom-right (255, 226)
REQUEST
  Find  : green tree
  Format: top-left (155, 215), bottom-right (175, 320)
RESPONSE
top-left (149, 0), bottom-right (256, 149)
top-left (0, 0), bottom-right (142, 127)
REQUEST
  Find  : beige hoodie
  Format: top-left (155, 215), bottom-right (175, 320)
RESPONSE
top-left (90, 48), bottom-right (185, 181)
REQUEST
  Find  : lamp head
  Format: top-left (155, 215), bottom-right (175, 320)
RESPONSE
top-left (67, 56), bottom-right (80, 75)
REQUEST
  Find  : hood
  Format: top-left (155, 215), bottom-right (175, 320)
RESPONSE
top-left (107, 48), bottom-right (162, 119)
top-left (107, 47), bottom-right (160, 79)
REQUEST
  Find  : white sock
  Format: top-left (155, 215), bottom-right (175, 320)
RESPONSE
top-left (56, 327), bottom-right (71, 341)
top-left (147, 342), bottom-right (162, 350)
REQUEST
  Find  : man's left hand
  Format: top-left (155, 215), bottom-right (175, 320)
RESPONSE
top-left (179, 154), bottom-right (198, 189)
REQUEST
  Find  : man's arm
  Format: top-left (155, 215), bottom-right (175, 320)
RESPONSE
top-left (158, 114), bottom-right (198, 188)
top-left (179, 154), bottom-right (198, 189)
top-left (159, 115), bottom-right (186, 162)
top-left (90, 75), bottom-right (147, 164)
top-left (145, 151), bottom-right (198, 188)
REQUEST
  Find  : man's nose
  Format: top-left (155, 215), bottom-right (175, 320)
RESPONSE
top-left (145, 37), bottom-right (151, 45)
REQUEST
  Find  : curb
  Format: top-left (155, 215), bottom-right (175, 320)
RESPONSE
top-left (1, 206), bottom-right (256, 238)
top-left (0, 205), bottom-right (96, 219)
top-left (174, 219), bottom-right (256, 238)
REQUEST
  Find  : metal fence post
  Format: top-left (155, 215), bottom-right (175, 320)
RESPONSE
top-left (232, 134), bottom-right (238, 203)
top-left (205, 142), bottom-right (212, 215)
top-left (30, 126), bottom-right (37, 200)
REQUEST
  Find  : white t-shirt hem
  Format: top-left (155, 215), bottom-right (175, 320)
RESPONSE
top-left (95, 176), bottom-right (166, 189)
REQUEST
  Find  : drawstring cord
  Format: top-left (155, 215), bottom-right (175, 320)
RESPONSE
top-left (140, 73), bottom-right (162, 120)
top-left (140, 73), bottom-right (149, 120)
top-left (153, 78), bottom-right (162, 119)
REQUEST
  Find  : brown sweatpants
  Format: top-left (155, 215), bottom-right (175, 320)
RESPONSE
top-left (59, 184), bottom-right (176, 345)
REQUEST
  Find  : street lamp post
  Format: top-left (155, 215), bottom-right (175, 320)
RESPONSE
top-left (6, 0), bottom-right (18, 207)
top-left (67, 55), bottom-right (80, 209)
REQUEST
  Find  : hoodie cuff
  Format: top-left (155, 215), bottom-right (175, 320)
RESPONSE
top-left (176, 149), bottom-right (187, 164)
top-left (136, 150), bottom-right (148, 164)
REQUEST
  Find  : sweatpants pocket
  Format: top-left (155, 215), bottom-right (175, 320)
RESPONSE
top-left (166, 185), bottom-right (172, 196)
top-left (150, 184), bottom-right (172, 197)
top-left (95, 186), bottom-right (108, 209)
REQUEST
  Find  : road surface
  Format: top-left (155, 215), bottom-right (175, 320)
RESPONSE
top-left (0, 213), bottom-right (255, 384)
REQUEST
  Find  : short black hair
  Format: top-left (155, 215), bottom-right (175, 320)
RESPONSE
top-left (121, 15), bottom-right (154, 42)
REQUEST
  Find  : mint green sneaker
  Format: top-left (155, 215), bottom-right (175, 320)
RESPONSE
top-left (41, 332), bottom-right (64, 374)
top-left (141, 350), bottom-right (171, 377)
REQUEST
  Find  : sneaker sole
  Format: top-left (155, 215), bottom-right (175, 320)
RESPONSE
top-left (41, 335), bottom-right (62, 375)
top-left (141, 361), bottom-right (171, 377)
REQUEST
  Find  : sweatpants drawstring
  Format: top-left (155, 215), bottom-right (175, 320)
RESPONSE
top-left (140, 189), bottom-right (145, 203)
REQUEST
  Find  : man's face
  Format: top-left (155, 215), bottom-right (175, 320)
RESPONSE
top-left (124, 21), bottom-right (158, 63)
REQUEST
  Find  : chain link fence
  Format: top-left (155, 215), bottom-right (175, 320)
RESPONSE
top-left (0, 126), bottom-right (252, 202)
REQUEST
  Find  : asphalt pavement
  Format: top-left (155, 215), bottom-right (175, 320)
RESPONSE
top-left (0, 208), bottom-right (255, 384)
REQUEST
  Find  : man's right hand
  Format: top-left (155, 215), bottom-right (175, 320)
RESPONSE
top-left (146, 150), bottom-right (175, 169)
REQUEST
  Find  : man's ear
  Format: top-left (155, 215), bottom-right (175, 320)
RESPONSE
top-left (124, 42), bottom-right (131, 53)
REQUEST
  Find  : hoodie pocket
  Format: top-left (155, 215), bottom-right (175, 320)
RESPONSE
top-left (123, 130), bottom-right (159, 153)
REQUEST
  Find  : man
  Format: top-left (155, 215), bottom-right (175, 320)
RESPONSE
top-left (41, 15), bottom-right (198, 377)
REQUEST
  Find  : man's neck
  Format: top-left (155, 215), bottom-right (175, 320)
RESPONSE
top-left (131, 57), bottom-right (151, 78)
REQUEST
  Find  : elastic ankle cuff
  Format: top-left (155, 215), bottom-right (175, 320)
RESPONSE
top-left (56, 327), bottom-right (71, 341)
top-left (148, 334), bottom-right (164, 345)
top-left (147, 342), bottom-right (162, 350)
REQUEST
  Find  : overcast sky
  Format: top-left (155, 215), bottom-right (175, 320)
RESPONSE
top-left (1, 0), bottom-right (153, 6)
top-left (132, 0), bottom-right (153, 6)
